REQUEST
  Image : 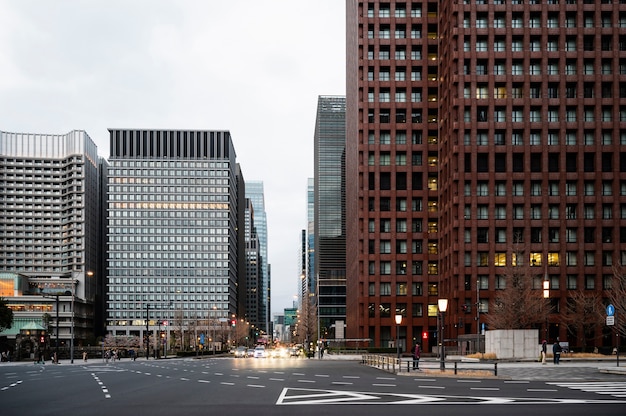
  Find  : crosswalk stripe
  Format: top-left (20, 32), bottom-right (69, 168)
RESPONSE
top-left (547, 382), bottom-right (626, 399)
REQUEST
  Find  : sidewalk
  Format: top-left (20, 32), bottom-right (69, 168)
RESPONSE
top-left (360, 355), bottom-right (626, 379)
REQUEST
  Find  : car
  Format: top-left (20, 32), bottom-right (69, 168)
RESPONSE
top-left (247, 349), bottom-right (255, 357)
top-left (234, 346), bottom-right (247, 358)
top-left (253, 346), bottom-right (266, 358)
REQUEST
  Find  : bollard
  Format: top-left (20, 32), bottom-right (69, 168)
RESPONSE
top-left (494, 362), bottom-right (498, 376)
top-left (454, 362), bottom-right (458, 375)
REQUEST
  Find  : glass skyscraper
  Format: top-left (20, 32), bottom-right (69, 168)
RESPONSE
top-left (314, 95), bottom-right (347, 340)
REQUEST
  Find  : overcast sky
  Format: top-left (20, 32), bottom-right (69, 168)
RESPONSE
top-left (0, 1), bottom-right (346, 315)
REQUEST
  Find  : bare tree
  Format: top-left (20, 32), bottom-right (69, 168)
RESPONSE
top-left (610, 263), bottom-right (626, 338)
top-left (484, 249), bottom-right (549, 329)
top-left (560, 289), bottom-right (605, 349)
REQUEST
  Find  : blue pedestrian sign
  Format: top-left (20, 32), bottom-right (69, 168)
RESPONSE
top-left (606, 304), bottom-right (615, 317)
top-left (200, 333), bottom-right (205, 345)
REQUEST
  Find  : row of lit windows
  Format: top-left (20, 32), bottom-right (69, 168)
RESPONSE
top-left (109, 276), bottom-right (229, 285)
top-left (369, 282), bottom-right (431, 297)
top-left (108, 267), bottom-right (229, 277)
top-left (109, 202), bottom-right (230, 211)
top-left (109, 252), bottom-right (229, 260)
top-left (109, 260), bottom-right (230, 268)
top-left (109, 235), bottom-right (229, 243)
top-left (464, 251), bottom-right (626, 268)
top-left (109, 219), bottom-right (229, 228)
top-left (109, 185), bottom-right (228, 194)
top-left (108, 301), bottom-right (228, 312)
top-left (109, 292), bottom-right (229, 300)
top-left (469, 84), bottom-right (623, 100)
top-left (109, 194), bottom-right (229, 203)
top-left (466, 227), bottom-right (623, 245)
top-left (109, 243), bottom-right (228, 252)
top-left (109, 211), bottom-right (226, 219)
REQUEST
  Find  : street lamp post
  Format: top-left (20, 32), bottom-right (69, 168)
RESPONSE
top-left (395, 314), bottom-right (403, 360)
top-left (438, 299), bottom-right (448, 371)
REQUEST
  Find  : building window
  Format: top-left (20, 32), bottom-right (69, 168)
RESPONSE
top-left (412, 282), bottom-right (423, 296)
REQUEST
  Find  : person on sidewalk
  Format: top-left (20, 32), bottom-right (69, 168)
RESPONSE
top-left (412, 342), bottom-right (421, 370)
top-left (541, 340), bottom-right (547, 365)
top-left (552, 338), bottom-right (562, 365)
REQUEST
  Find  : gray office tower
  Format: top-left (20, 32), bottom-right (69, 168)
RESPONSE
top-left (0, 130), bottom-right (103, 352)
top-left (106, 129), bottom-right (244, 355)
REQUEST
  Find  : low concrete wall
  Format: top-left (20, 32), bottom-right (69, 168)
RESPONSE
top-left (485, 329), bottom-right (539, 360)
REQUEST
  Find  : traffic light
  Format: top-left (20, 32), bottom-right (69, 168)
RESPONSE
top-left (40, 335), bottom-right (45, 343)
top-left (462, 304), bottom-right (469, 313)
top-left (422, 331), bottom-right (428, 340)
top-left (231, 319), bottom-right (236, 327)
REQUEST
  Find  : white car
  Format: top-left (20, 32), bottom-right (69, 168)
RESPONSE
top-left (234, 346), bottom-right (247, 358)
top-left (253, 346), bottom-right (266, 358)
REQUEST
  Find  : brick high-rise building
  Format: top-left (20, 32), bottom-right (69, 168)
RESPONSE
top-left (346, 0), bottom-right (626, 353)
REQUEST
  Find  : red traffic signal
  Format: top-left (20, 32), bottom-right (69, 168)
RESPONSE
top-left (231, 320), bottom-right (236, 327)
top-left (40, 336), bottom-right (45, 343)
top-left (422, 331), bottom-right (428, 340)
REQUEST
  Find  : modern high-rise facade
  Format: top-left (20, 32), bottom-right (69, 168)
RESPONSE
top-left (106, 129), bottom-right (244, 350)
top-left (346, 1), bottom-right (626, 352)
top-left (314, 95), bottom-right (347, 340)
top-left (245, 181), bottom-right (270, 334)
top-left (0, 130), bottom-right (103, 350)
top-left (244, 198), bottom-right (261, 330)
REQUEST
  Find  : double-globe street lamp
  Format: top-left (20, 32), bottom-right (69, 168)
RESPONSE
top-left (438, 298), bottom-right (448, 371)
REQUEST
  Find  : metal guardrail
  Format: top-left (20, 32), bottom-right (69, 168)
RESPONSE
top-left (362, 354), bottom-right (498, 376)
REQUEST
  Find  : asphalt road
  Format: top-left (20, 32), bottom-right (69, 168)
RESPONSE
top-left (1, 357), bottom-right (625, 416)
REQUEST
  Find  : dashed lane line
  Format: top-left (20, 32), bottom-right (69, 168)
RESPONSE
top-left (0, 380), bottom-right (22, 391)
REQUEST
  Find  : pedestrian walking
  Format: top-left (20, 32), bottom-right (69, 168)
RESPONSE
top-left (541, 339), bottom-right (547, 365)
top-left (412, 342), bottom-right (421, 370)
top-left (82, 351), bottom-right (88, 362)
top-left (553, 338), bottom-right (562, 364)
